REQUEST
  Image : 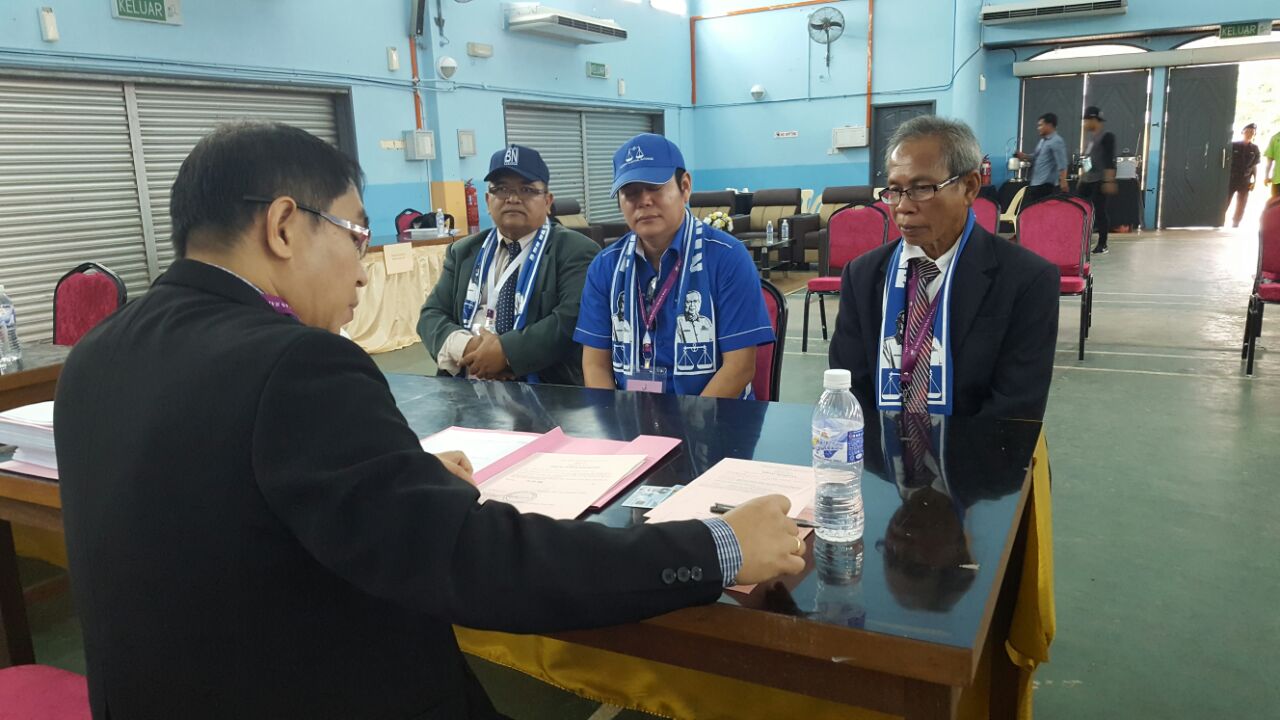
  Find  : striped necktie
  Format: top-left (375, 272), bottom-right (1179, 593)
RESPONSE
top-left (493, 240), bottom-right (522, 334)
top-left (902, 257), bottom-right (941, 483)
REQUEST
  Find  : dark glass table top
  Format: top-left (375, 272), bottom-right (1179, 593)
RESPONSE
top-left (0, 341), bottom-right (69, 378)
top-left (388, 374), bottom-right (1041, 654)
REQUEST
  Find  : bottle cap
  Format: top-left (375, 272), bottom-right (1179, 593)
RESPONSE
top-left (823, 368), bottom-right (851, 390)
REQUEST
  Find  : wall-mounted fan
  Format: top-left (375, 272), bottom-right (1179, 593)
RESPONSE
top-left (808, 7), bottom-right (846, 70)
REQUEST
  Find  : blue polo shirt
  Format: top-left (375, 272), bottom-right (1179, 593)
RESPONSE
top-left (574, 219), bottom-right (774, 397)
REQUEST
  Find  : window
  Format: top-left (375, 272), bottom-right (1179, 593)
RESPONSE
top-left (650, 0), bottom-right (688, 16)
top-left (1178, 34), bottom-right (1280, 50)
top-left (1028, 44), bottom-right (1147, 61)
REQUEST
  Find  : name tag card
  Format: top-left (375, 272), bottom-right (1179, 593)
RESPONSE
top-left (382, 242), bottom-right (415, 275)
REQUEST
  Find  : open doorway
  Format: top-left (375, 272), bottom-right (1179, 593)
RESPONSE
top-left (1226, 59), bottom-right (1280, 230)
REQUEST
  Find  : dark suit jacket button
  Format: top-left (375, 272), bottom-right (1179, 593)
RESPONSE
top-left (691, 566), bottom-right (703, 581)
top-left (662, 568), bottom-right (676, 584)
top-left (677, 567), bottom-right (691, 582)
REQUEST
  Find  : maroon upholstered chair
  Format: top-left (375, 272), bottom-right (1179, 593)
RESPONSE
top-left (1016, 196), bottom-right (1093, 360)
top-left (0, 664), bottom-right (91, 719)
top-left (874, 200), bottom-right (901, 241)
top-left (973, 196), bottom-right (999, 235)
top-left (752, 279), bottom-right (788, 401)
top-left (53, 262), bottom-right (127, 346)
top-left (802, 204), bottom-right (890, 352)
top-left (1243, 197), bottom-right (1280, 376)
top-left (394, 208), bottom-right (423, 235)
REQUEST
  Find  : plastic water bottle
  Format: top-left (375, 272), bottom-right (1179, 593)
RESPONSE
top-left (0, 285), bottom-right (22, 373)
top-left (435, 208), bottom-right (446, 237)
top-left (812, 368), bottom-right (864, 541)
top-left (781, 218), bottom-right (790, 245)
top-left (812, 537), bottom-right (866, 628)
top-left (765, 220), bottom-right (775, 245)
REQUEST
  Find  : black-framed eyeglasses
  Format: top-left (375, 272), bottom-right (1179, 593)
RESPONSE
top-left (242, 195), bottom-right (371, 258)
top-left (488, 185), bottom-right (546, 201)
top-left (877, 175), bottom-right (963, 206)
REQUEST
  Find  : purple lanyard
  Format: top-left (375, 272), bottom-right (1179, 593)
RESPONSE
top-left (636, 256), bottom-right (682, 333)
top-left (900, 270), bottom-right (941, 383)
top-left (261, 293), bottom-right (299, 320)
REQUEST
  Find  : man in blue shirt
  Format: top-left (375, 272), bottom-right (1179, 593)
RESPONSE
top-left (1016, 112), bottom-right (1069, 204)
top-left (575, 133), bottom-right (774, 398)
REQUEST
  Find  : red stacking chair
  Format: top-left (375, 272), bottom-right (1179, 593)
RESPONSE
top-left (802, 204), bottom-right (890, 352)
top-left (1017, 195), bottom-right (1093, 360)
top-left (0, 664), bottom-right (91, 719)
top-left (52, 262), bottom-right (127, 346)
top-left (394, 208), bottom-right (423, 235)
top-left (753, 279), bottom-right (788, 401)
top-left (973, 196), bottom-right (999, 235)
top-left (874, 200), bottom-right (901, 241)
top-left (1243, 197), bottom-right (1280, 376)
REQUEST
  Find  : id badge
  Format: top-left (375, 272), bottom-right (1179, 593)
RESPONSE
top-left (625, 365), bottom-right (667, 393)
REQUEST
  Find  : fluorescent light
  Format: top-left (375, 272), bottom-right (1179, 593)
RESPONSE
top-left (650, 0), bottom-right (687, 15)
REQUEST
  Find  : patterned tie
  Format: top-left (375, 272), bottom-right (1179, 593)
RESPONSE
top-left (493, 240), bottom-right (522, 334)
top-left (902, 258), bottom-right (941, 483)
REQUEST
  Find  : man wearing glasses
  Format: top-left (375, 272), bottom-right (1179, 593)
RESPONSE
top-left (419, 144), bottom-right (599, 385)
top-left (54, 123), bottom-right (807, 718)
top-left (829, 116), bottom-right (1058, 421)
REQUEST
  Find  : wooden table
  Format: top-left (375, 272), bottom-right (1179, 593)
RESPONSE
top-left (0, 340), bottom-right (67, 666)
top-left (0, 375), bottom-right (1045, 719)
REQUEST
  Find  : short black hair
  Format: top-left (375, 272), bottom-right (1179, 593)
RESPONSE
top-left (1039, 113), bottom-right (1058, 128)
top-left (170, 122), bottom-right (364, 258)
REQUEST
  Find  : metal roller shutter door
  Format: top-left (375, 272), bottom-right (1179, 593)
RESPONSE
top-left (584, 112), bottom-right (655, 224)
top-left (0, 76), bottom-right (150, 343)
top-left (503, 106), bottom-right (586, 209)
top-left (134, 85), bottom-right (339, 273)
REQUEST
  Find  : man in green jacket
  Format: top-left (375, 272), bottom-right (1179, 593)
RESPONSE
top-left (419, 144), bottom-right (599, 385)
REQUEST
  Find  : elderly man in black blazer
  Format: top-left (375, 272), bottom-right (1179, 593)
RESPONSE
top-left (829, 115), bottom-right (1058, 421)
top-left (53, 123), bottom-right (806, 720)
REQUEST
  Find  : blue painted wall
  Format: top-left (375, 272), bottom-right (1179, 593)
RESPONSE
top-left (687, 0), bottom-right (987, 195)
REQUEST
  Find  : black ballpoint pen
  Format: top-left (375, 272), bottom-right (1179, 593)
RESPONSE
top-left (709, 502), bottom-right (820, 529)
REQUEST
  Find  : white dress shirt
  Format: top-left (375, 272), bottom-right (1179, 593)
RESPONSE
top-left (437, 229), bottom-right (537, 374)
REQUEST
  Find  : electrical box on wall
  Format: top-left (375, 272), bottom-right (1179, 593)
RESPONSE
top-left (404, 130), bottom-right (436, 161)
top-left (586, 62), bottom-right (609, 79)
top-left (832, 126), bottom-right (869, 149)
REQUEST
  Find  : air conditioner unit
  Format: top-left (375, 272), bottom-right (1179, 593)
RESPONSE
top-left (504, 3), bottom-right (627, 44)
top-left (979, 0), bottom-right (1126, 25)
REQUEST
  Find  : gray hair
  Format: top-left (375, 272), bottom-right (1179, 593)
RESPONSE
top-left (884, 115), bottom-right (982, 178)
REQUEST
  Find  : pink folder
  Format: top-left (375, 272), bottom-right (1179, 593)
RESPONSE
top-left (469, 427), bottom-right (681, 509)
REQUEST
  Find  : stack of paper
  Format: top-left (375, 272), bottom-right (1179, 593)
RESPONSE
top-left (643, 457), bottom-right (814, 524)
top-left (479, 452), bottom-right (648, 520)
top-left (0, 401), bottom-right (58, 479)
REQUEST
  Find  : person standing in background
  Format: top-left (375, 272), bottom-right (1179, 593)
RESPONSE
top-left (1015, 113), bottom-right (1069, 204)
top-left (1078, 106), bottom-right (1117, 254)
top-left (1225, 123), bottom-right (1261, 228)
top-left (1264, 128), bottom-right (1280, 200)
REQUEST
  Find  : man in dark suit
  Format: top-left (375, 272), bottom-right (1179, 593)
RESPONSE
top-left (53, 123), bottom-right (807, 720)
top-left (419, 144), bottom-right (598, 385)
top-left (830, 115), bottom-right (1058, 421)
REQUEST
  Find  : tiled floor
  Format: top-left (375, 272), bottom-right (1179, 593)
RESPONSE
top-left (23, 225), bottom-right (1280, 718)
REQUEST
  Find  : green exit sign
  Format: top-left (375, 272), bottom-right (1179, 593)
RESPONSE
top-left (1219, 20), bottom-right (1271, 39)
top-left (112, 0), bottom-right (183, 25)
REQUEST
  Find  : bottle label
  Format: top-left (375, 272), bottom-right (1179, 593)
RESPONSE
top-left (813, 428), bottom-right (864, 463)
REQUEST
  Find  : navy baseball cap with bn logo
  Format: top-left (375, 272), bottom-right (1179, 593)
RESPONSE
top-left (484, 144), bottom-right (550, 185)
top-left (611, 133), bottom-right (686, 197)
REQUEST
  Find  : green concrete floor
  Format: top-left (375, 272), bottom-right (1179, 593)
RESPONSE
top-left (22, 226), bottom-right (1280, 718)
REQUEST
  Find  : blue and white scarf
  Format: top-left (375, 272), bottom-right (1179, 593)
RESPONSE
top-left (461, 221), bottom-right (551, 334)
top-left (609, 210), bottom-right (716, 380)
top-left (875, 211), bottom-right (976, 415)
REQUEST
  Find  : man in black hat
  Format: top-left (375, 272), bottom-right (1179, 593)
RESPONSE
top-left (1226, 123), bottom-right (1261, 228)
top-left (1078, 106), bottom-right (1117, 254)
top-left (419, 144), bottom-right (599, 385)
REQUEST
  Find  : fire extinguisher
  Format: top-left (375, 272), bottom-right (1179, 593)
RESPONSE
top-left (464, 179), bottom-right (480, 234)
top-left (980, 155), bottom-right (992, 187)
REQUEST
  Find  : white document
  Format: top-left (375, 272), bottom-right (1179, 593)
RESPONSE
top-left (419, 427), bottom-right (539, 473)
top-left (0, 401), bottom-right (55, 428)
top-left (644, 457), bottom-right (814, 523)
top-left (480, 453), bottom-right (646, 520)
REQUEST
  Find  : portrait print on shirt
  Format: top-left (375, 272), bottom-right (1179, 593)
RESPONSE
top-left (612, 290), bottom-right (632, 367)
top-left (675, 290), bottom-right (715, 371)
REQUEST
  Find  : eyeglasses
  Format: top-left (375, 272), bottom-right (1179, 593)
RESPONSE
top-left (877, 176), bottom-right (963, 206)
top-left (243, 195), bottom-right (371, 258)
top-left (488, 185), bottom-right (546, 200)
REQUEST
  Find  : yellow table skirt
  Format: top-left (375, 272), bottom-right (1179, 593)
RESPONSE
top-left (457, 432), bottom-right (1055, 720)
top-left (343, 244), bottom-right (447, 354)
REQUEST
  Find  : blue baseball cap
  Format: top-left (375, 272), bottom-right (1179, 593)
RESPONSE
top-left (610, 133), bottom-right (685, 197)
top-left (484, 144), bottom-right (550, 185)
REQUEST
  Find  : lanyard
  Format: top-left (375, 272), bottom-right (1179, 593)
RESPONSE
top-left (900, 270), bottom-right (940, 384)
top-left (636, 255), bottom-right (682, 333)
top-left (261, 293), bottom-right (298, 319)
